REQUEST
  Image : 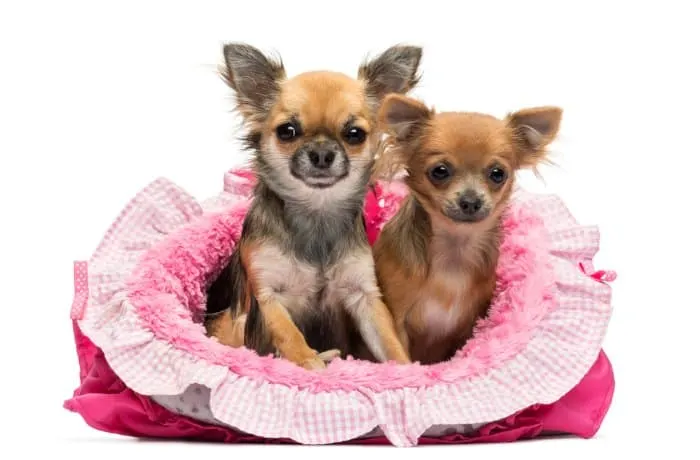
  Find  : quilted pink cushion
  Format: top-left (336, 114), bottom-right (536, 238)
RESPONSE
top-left (64, 167), bottom-right (616, 446)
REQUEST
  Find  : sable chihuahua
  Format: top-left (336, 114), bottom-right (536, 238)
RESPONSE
top-left (205, 43), bottom-right (422, 370)
top-left (372, 94), bottom-right (562, 365)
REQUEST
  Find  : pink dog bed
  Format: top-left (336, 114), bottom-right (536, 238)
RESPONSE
top-left (64, 166), bottom-right (616, 446)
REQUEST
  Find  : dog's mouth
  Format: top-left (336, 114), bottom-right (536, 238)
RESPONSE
top-left (443, 206), bottom-right (491, 223)
top-left (290, 167), bottom-right (347, 189)
top-left (302, 174), bottom-right (343, 188)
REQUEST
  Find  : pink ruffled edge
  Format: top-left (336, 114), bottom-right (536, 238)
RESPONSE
top-left (64, 316), bottom-right (615, 445)
top-left (68, 167), bottom-right (616, 446)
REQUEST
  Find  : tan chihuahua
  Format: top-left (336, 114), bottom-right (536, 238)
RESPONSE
top-left (205, 44), bottom-right (422, 370)
top-left (372, 94), bottom-right (562, 364)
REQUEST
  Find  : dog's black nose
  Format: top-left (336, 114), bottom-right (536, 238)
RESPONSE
top-left (308, 150), bottom-right (336, 169)
top-left (458, 194), bottom-right (483, 215)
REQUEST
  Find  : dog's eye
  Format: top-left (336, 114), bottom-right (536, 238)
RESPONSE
top-left (488, 166), bottom-right (507, 184)
top-left (428, 164), bottom-right (452, 183)
top-left (276, 122), bottom-right (300, 142)
top-left (343, 126), bottom-right (367, 145)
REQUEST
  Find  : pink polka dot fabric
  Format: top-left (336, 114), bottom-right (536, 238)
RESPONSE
top-left (63, 167), bottom-right (616, 446)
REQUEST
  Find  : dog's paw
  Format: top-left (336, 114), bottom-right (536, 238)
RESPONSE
top-left (301, 355), bottom-right (327, 371)
top-left (298, 349), bottom-right (341, 371)
top-left (317, 349), bottom-right (341, 363)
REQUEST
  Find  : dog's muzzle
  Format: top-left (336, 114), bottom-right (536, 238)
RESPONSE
top-left (291, 139), bottom-right (349, 188)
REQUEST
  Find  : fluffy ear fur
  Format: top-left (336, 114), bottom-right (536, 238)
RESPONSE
top-left (507, 106), bottom-right (562, 167)
top-left (379, 93), bottom-right (433, 141)
top-left (373, 94), bottom-right (433, 180)
top-left (358, 45), bottom-right (423, 108)
top-left (220, 43), bottom-right (287, 123)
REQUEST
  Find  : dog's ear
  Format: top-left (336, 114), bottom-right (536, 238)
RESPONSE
top-left (506, 106), bottom-right (562, 167)
top-left (220, 43), bottom-right (286, 122)
top-left (373, 94), bottom-right (433, 180)
top-left (358, 45), bottom-right (423, 107)
top-left (379, 94), bottom-right (433, 142)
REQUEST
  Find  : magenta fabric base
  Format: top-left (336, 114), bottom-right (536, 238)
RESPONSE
top-left (64, 318), bottom-right (615, 445)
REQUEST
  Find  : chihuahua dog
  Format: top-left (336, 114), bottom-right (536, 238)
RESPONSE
top-left (205, 43), bottom-right (422, 370)
top-left (372, 94), bottom-right (562, 365)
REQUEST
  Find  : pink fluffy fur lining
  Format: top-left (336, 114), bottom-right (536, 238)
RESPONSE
top-left (124, 173), bottom-right (556, 392)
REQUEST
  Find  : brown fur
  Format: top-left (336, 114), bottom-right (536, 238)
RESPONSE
top-left (206, 309), bottom-right (246, 348)
top-left (373, 94), bottom-right (562, 364)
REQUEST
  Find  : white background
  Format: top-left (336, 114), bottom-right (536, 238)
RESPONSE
top-left (1, 1), bottom-right (698, 458)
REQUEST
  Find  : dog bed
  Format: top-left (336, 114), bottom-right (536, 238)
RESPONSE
top-left (64, 166), bottom-right (616, 447)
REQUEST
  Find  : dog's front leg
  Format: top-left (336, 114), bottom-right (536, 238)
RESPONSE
top-left (340, 269), bottom-right (411, 364)
top-left (336, 252), bottom-right (411, 364)
top-left (258, 297), bottom-right (340, 370)
top-left (351, 293), bottom-right (411, 364)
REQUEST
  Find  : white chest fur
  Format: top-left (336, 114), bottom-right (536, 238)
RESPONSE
top-left (421, 300), bottom-right (463, 338)
top-left (415, 271), bottom-right (473, 341)
top-left (249, 245), bottom-right (378, 314)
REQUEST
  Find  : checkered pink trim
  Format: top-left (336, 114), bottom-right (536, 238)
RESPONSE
top-left (73, 168), bottom-right (614, 446)
top-left (70, 261), bottom-right (89, 320)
